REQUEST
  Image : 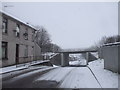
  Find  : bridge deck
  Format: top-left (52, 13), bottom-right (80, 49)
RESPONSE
top-left (57, 50), bottom-right (97, 54)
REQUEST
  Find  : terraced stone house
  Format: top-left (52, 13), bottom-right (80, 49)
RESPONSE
top-left (0, 11), bottom-right (41, 67)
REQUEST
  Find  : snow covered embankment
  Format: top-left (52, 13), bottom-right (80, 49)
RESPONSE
top-left (88, 59), bottom-right (118, 88)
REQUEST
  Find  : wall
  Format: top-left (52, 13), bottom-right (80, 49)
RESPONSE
top-left (34, 43), bottom-right (41, 57)
top-left (33, 43), bottom-right (42, 60)
top-left (87, 52), bottom-right (98, 62)
top-left (101, 44), bottom-right (119, 73)
top-left (61, 53), bottom-right (69, 66)
top-left (50, 53), bottom-right (61, 66)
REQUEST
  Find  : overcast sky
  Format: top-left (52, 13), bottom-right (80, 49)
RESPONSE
top-left (2, 2), bottom-right (118, 49)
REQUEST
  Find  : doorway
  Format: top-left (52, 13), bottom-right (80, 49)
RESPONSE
top-left (16, 44), bottom-right (19, 64)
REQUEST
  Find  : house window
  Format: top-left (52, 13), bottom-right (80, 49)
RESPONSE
top-left (16, 24), bottom-right (20, 37)
top-left (32, 34), bottom-right (34, 42)
top-left (2, 42), bottom-right (8, 59)
top-left (23, 28), bottom-right (28, 40)
top-left (32, 30), bottom-right (35, 42)
top-left (2, 18), bottom-right (8, 33)
top-left (24, 45), bottom-right (28, 57)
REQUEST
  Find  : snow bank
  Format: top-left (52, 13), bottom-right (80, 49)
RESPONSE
top-left (69, 60), bottom-right (86, 65)
top-left (88, 59), bottom-right (119, 88)
top-left (0, 60), bottom-right (50, 74)
top-left (0, 65), bottom-right (28, 74)
top-left (53, 65), bottom-right (59, 67)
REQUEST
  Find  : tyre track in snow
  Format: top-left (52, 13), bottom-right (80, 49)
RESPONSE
top-left (58, 67), bottom-right (102, 88)
top-left (56, 67), bottom-right (78, 88)
top-left (36, 67), bottom-right (76, 83)
top-left (87, 66), bottom-right (103, 89)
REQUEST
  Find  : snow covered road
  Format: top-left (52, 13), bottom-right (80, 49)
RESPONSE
top-left (3, 60), bottom-right (118, 88)
top-left (36, 67), bottom-right (101, 88)
top-left (2, 66), bottom-right (56, 88)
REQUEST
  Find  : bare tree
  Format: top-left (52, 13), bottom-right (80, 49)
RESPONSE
top-left (34, 26), bottom-right (51, 52)
top-left (51, 43), bottom-right (62, 52)
top-left (113, 35), bottom-right (120, 42)
top-left (87, 35), bottom-right (120, 51)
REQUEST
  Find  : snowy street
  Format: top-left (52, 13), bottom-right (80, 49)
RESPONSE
top-left (2, 66), bottom-right (56, 88)
top-left (2, 60), bottom-right (118, 88)
top-left (1, 2), bottom-right (119, 89)
top-left (36, 67), bottom-right (101, 88)
top-left (3, 66), bottom-right (101, 88)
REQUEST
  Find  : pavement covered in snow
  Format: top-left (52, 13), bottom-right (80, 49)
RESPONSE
top-left (2, 65), bottom-right (51, 80)
top-left (88, 59), bottom-right (119, 88)
top-left (0, 60), bottom-right (50, 74)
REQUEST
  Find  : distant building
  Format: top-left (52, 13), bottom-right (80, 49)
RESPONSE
top-left (0, 11), bottom-right (41, 67)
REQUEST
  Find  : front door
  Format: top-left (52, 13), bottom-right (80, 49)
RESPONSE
top-left (16, 44), bottom-right (19, 64)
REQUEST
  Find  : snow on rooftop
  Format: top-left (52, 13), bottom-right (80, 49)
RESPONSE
top-left (0, 10), bottom-right (37, 30)
top-left (102, 42), bottom-right (120, 46)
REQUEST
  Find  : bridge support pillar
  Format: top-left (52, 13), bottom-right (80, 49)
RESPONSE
top-left (86, 52), bottom-right (90, 65)
top-left (61, 53), bottom-right (69, 66)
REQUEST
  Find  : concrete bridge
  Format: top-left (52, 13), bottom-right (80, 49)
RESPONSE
top-left (53, 50), bottom-right (98, 66)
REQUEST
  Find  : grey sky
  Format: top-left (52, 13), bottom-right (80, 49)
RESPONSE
top-left (2, 2), bottom-right (118, 49)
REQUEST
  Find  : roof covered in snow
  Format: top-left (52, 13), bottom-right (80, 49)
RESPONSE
top-left (102, 42), bottom-right (120, 46)
top-left (1, 10), bottom-right (37, 31)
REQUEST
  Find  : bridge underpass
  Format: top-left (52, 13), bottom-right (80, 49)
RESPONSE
top-left (69, 53), bottom-right (87, 66)
top-left (57, 50), bottom-right (98, 66)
